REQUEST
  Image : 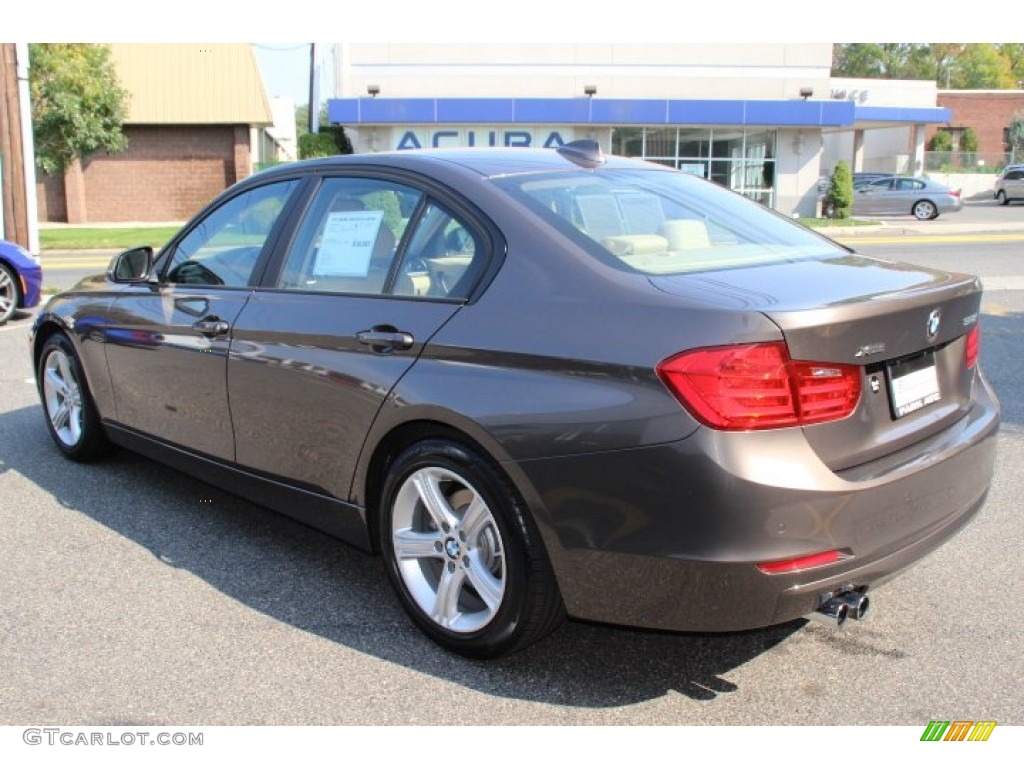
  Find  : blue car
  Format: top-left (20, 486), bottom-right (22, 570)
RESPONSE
top-left (0, 239), bottom-right (42, 325)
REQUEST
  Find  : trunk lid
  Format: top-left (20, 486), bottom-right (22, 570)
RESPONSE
top-left (650, 254), bottom-right (984, 470)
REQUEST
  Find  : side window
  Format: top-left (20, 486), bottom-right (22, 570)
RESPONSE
top-left (278, 177), bottom-right (421, 294)
top-left (392, 203), bottom-right (481, 299)
top-left (164, 180), bottom-right (298, 287)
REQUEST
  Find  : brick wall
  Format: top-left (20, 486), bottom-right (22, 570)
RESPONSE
top-left (35, 173), bottom-right (66, 222)
top-left (931, 92), bottom-right (1024, 154)
top-left (36, 124), bottom-right (253, 223)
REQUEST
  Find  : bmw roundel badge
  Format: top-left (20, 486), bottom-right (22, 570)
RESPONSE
top-left (926, 308), bottom-right (941, 340)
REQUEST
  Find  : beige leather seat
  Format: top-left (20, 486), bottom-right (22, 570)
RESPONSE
top-left (659, 219), bottom-right (711, 250)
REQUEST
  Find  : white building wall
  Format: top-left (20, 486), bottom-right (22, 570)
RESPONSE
top-left (822, 77), bottom-right (939, 176)
top-left (336, 43), bottom-right (833, 100)
top-left (776, 128), bottom-right (824, 218)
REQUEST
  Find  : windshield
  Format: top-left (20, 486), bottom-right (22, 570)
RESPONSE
top-left (492, 168), bottom-right (846, 275)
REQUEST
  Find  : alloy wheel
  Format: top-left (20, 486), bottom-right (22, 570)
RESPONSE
top-left (390, 466), bottom-right (506, 633)
top-left (0, 265), bottom-right (17, 324)
top-left (913, 200), bottom-right (937, 220)
top-left (42, 348), bottom-right (84, 448)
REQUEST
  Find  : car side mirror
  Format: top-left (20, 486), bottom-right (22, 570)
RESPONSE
top-left (108, 246), bottom-right (155, 283)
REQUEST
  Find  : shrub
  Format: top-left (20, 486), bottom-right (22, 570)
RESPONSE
top-left (297, 125), bottom-right (352, 160)
top-left (825, 161), bottom-right (854, 219)
top-left (298, 131), bottom-right (340, 159)
top-left (928, 131), bottom-right (953, 152)
top-left (960, 127), bottom-right (979, 153)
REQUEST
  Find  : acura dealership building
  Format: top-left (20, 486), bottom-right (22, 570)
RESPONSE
top-left (327, 44), bottom-right (950, 217)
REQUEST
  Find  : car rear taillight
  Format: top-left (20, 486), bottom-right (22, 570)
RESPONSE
top-left (657, 342), bottom-right (861, 430)
top-left (965, 324), bottom-right (980, 369)
top-left (950, 189), bottom-right (962, 199)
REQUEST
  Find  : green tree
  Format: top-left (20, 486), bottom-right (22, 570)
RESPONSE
top-left (825, 161), bottom-right (854, 219)
top-left (832, 44), bottom-right (934, 79)
top-left (950, 44), bottom-right (1015, 89)
top-left (832, 43), bottom-right (1020, 89)
top-left (997, 43), bottom-right (1024, 84)
top-left (29, 43), bottom-right (129, 174)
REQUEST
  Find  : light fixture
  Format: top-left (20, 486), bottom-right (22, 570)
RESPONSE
top-left (584, 84), bottom-right (597, 97)
top-left (367, 84), bottom-right (380, 97)
top-left (799, 87), bottom-right (813, 101)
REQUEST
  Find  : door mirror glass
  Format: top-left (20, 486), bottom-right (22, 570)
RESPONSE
top-left (108, 246), bottom-right (154, 283)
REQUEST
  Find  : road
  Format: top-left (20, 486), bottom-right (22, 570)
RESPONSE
top-left (2, 232), bottom-right (1022, 733)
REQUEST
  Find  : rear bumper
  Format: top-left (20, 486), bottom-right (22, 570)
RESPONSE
top-left (512, 370), bottom-right (1000, 632)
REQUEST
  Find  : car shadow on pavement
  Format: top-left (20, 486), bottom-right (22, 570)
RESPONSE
top-left (2, 401), bottom-right (804, 709)
top-left (977, 311), bottom-right (1024, 428)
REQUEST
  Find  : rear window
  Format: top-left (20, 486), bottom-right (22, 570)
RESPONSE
top-left (493, 169), bottom-right (844, 275)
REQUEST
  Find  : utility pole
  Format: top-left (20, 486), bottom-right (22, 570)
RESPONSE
top-left (308, 43), bottom-right (321, 134)
top-left (0, 43), bottom-right (34, 251)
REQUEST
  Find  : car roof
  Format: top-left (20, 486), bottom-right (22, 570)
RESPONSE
top-left (252, 146), bottom-right (663, 182)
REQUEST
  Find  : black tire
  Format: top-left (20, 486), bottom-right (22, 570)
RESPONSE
top-left (0, 262), bottom-right (19, 325)
top-left (912, 200), bottom-right (938, 220)
top-left (378, 439), bottom-right (564, 658)
top-left (997, 190), bottom-right (1009, 206)
top-left (37, 332), bottom-right (114, 461)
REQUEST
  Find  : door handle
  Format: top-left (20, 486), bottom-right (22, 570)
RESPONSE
top-left (192, 318), bottom-right (230, 336)
top-left (356, 328), bottom-right (415, 352)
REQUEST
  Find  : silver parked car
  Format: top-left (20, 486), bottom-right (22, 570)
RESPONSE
top-left (853, 175), bottom-right (963, 220)
top-left (994, 165), bottom-right (1024, 205)
top-left (31, 143), bottom-right (998, 658)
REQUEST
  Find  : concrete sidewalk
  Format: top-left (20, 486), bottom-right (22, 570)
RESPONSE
top-left (813, 218), bottom-right (1024, 239)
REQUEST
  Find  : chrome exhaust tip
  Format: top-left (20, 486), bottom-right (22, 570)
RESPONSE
top-left (810, 598), bottom-right (849, 627)
top-left (836, 591), bottom-right (870, 621)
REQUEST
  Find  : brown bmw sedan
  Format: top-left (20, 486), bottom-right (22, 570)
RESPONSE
top-left (31, 143), bottom-right (999, 658)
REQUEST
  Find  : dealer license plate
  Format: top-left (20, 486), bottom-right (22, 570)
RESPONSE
top-left (888, 351), bottom-right (940, 418)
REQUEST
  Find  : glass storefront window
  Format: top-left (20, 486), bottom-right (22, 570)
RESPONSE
top-left (677, 129), bottom-right (709, 159)
top-left (612, 127), bottom-right (643, 157)
top-left (644, 128), bottom-right (677, 159)
top-left (611, 127), bottom-right (777, 208)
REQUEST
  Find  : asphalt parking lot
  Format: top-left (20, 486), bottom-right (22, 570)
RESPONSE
top-left (1, 224), bottom-right (1023, 730)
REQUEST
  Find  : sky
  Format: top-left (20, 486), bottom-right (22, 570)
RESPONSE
top-left (252, 44), bottom-right (335, 109)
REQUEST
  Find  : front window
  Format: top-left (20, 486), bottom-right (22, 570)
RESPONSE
top-left (162, 180), bottom-right (299, 287)
top-left (493, 168), bottom-right (844, 275)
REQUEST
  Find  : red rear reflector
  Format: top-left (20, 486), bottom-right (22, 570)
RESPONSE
top-left (657, 342), bottom-right (861, 430)
top-left (965, 324), bottom-right (980, 369)
top-left (757, 550), bottom-right (841, 574)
